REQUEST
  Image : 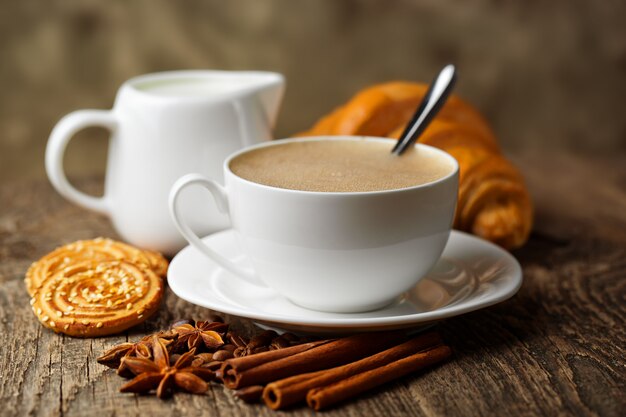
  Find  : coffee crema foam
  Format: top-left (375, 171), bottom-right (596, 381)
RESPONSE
top-left (229, 140), bottom-right (454, 193)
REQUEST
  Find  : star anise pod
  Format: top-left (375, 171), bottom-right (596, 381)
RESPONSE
top-left (120, 335), bottom-right (214, 398)
top-left (172, 320), bottom-right (227, 352)
top-left (142, 330), bottom-right (178, 342)
top-left (98, 333), bottom-right (177, 378)
top-left (97, 341), bottom-right (151, 370)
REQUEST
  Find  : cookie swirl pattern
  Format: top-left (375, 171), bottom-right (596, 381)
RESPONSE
top-left (25, 238), bottom-right (168, 296)
top-left (30, 260), bottom-right (164, 337)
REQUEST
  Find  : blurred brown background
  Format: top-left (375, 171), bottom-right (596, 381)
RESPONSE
top-left (1, 0), bottom-right (625, 181)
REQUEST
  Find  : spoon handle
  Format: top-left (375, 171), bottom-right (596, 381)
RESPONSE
top-left (392, 65), bottom-right (457, 155)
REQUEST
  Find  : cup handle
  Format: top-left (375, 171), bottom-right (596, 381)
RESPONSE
top-left (45, 110), bottom-right (116, 215)
top-left (169, 173), bottom-right (264, 286)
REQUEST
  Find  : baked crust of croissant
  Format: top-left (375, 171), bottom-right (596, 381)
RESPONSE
top-left (296, 81), bottom-right (533, 250)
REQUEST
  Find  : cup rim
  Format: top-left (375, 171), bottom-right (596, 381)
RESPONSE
top-left (224, 136), bottom-right (459, 196)
top-left (120, 70), bottom-right (284, 102)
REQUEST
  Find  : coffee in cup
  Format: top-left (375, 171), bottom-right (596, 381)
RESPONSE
top-left (229, 139), bottom-right (453, 192)
top-left (170, 136), bottom-right (459, 313)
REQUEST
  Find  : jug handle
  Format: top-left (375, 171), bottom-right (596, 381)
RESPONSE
top-left (45, 110), bottom-right (115, 215)
top-left (169, 174), bottom-right (265, 287)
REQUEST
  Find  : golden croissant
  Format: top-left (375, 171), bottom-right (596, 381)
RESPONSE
top-left (295, 82), bottom-right (533, 250)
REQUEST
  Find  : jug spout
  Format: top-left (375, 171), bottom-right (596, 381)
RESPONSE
top-left (252, 72), bottom-right (285, 129)
top-left (233, 72), bottom-right (285, 146)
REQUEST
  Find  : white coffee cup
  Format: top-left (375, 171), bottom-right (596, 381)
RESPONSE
top-left (46, 70), bottom-right (284, 255)
top-left (170, 136), bottom-right (459, 313)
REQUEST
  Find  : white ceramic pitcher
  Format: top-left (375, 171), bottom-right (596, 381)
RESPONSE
top-left (46, 70), bottom-right (284, 255)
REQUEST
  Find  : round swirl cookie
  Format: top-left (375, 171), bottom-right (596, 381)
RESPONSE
top-left (30, 260), bottom-right (164, 337)
top-left (25, 238), bottom-right (168, 296)
top-left (141, 249), bottom-right (169, 278)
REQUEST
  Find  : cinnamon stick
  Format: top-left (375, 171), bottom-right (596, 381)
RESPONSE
top-left (221, 339), bottom-right (331, 377)
top-left (307, 344), bottom-right (452, 411)
top-left (262, 331), bottom-right (442, 410)
top-left (233, 385), bottom-right (264, 403)
top-left (222, 331), bottom-right (407, 389)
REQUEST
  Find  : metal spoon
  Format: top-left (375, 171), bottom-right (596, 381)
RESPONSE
top-left (391, 64), bottom-right (457, 155)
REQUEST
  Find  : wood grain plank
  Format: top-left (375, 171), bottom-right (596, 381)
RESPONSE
top-left (1, 153), bottom-right (625, 417)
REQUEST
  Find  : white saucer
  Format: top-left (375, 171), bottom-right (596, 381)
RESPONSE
top-left (168, 229), bottom-right (522, 334)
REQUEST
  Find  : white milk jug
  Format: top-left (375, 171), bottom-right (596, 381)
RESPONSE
top-left (46, 70), bottom-right (284, 254)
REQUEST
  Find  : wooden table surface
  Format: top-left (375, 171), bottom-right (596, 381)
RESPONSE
top-left (0, 151), bottom-right (624, 417)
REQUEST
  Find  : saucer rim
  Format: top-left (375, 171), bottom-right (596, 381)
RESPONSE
top-left (168, 229), bottom-right (523, 328)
